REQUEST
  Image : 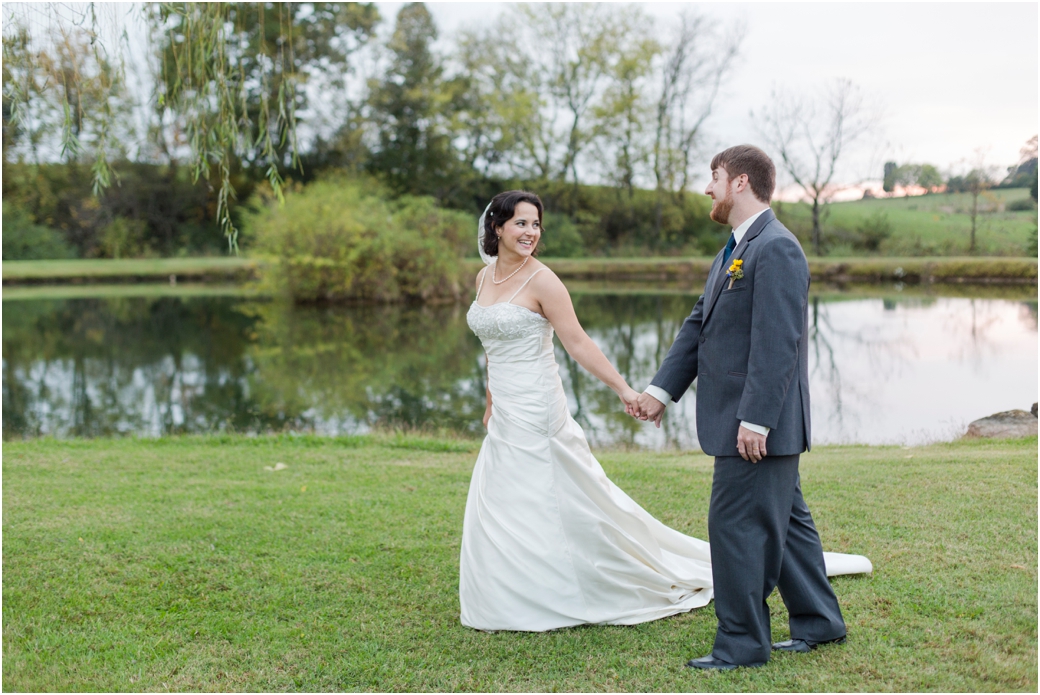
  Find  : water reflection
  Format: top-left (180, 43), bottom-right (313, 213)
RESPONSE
top-left (3, 291), bottom-right (1037, 447)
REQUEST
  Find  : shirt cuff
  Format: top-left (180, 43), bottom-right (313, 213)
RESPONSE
top-left (643, 385), bottom-right (672, 407)
top-left (740, 421), bottom-right (770, 436)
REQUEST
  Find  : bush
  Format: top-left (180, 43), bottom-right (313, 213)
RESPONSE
top-left (3, 162), bottom-right (233, 258)
top-left (243, 177), bottom-right (470, 302)
top-left (855, 210), bottom-right (894, 251)
top-left (1, 202), bottom-right (77, 260)
top-left (539, 212), bottom-right (586, 257)
top-left (1006, 198), bottom-right (1038, 212)
top-left (100, 216), bottom-right (152, 259)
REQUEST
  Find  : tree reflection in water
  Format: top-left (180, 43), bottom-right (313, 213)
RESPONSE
top-left (3, 292), bottom-right (1037, 446)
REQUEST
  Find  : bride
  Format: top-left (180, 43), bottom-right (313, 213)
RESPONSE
top-left (460, 190), bottom-right (869, 632)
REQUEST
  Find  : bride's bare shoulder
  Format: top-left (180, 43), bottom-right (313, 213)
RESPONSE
top-left (529, 261), bottom-right (569, 296)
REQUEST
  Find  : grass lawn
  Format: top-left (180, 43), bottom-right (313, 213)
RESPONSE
top-left (0, 283), bottom-right (262, 301)
top-left (0, 257), bottom-right (259, 281)
top-left (3, 434), bottom-right (1036, 692)
top-left (777, 187), bottom-right (1038, 257)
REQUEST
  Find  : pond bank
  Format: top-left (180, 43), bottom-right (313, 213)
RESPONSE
top-left (516, 256), bottom-right (1039, 285)
top-left (3, 255), bottom-right (1036, 288)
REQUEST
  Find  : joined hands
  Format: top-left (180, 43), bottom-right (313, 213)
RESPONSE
top-left (621, 390), bottom-right (666, 428)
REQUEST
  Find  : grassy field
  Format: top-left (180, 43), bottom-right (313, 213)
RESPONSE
top-left (778, 187), bottom-right (1037, 257)
top-left (0, 282), bottom-right (262, 301)
top-left (0, 257), bottom-right (259, 281)
top-left (520, 256), bottom-right (1039, 285)
top-left (3, 434), bottom-right (1036, 692)
top-left (15, 255), bottom-right (1039, 289)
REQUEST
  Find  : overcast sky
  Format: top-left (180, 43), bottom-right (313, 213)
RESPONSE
top-left (379, 1), bottom-right (1038, 186)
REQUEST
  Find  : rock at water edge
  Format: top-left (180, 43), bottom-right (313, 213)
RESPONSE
top-left (964, 410), bottom-right (1039, 439)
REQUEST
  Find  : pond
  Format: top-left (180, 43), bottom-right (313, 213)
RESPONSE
top-left (3, 285), bottom-right (1036, 448)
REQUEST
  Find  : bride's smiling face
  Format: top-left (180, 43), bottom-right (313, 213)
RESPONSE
top-left (496, 202), bottom-right (542, 258)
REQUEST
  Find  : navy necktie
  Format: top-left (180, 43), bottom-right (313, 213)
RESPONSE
top-left (722, 232), bottom-right (736, 266)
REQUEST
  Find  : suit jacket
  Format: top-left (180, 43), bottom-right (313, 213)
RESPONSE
top-left (650, 209), bottom-right (811, 457)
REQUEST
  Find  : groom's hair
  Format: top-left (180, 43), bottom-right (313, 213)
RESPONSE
top-left (710, 145), bottom-right (776, 203)
top-left (482, 190), bottom-right (544, 258)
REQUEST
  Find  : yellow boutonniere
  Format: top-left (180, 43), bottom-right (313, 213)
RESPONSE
top-left (726, 259), bottom-right (744, 289)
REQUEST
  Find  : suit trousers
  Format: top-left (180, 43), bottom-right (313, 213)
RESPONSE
top-left (707, 454), bottom-right (846, 665)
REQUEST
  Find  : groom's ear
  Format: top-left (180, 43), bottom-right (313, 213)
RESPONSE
top-left (734, 173), bottom-right (751, 194)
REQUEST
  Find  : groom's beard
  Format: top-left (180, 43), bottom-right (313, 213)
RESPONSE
top-left (710, 185), bottom-right (734, 225)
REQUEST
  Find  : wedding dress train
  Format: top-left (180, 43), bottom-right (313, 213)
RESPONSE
top-left (460, 269), bottom-right (871, 632)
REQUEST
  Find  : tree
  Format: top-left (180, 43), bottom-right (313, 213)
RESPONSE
top-left (964, 168), bottom-right (992, 253)
top-left (2, 16), bottom-right (133, 192)
top-left (651, 10), bottom-right (742, 233)
top-left (590, 17), bottom-right (659, 197)
top-left (753, 79), bottom-right (879, 255)
top-left (2, 2), bottom-right (380, 250)
top-left (893, 164), bottom-right (921, 191)
top-left (366, 3), bottom-right (464, 200)
top-left (454, 3), bottom-right (637, 195)
top-left (916, 164), bottom-right (943, 192)
top-left (1000, 134), bottom-right (1038, 188)
top-left (882, 161), bottom-right (897, 193)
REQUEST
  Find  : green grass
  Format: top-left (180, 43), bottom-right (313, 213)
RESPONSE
top-left (4, 247), bottom-right (1036, 296)
top-left (489, 256), bottom-right (1038, 285)
top-left (1, 283), bottom-right (263, 301)
top-left (3, 435), bottom-right (1036, 691)
top-left (1, 257), bottom-right (259, 280)
top-left (777, 187), bottom-right (1038, 256)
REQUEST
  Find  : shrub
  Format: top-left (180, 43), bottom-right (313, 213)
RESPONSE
top-left (1, 202), bottom-right (77, 260)
top-left (243, 177), bottom-right (469, 303)
top-left (2, 162), bottom-right (226, 258)
top-left (539, 212), bottom-right (586, 257)
top-left (1006, 198), bottom-right (1037, 212)
top-left (855, 210), bottom-right (894, 251)
top-left (99, 216), bottom-right (152, 259)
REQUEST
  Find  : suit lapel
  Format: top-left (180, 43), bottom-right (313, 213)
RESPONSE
top-left (702, 208), bottom-right (775, 326)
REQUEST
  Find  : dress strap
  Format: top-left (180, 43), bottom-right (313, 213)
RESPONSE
top-left (475, 263), bottom-right (491, 301)
top-left (507, 266), bottom-right (548, 304)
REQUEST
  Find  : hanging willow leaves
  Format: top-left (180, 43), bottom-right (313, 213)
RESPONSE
top-left (152, 2), bottom-right (303, 251)
top-left (2, 4), bottom-right (129, 197)
top-left (1, 2), bottom-right (343, 252)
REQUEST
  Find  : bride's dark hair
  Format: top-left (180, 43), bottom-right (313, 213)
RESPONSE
top-left (482, 190), bottom-right (544, 258)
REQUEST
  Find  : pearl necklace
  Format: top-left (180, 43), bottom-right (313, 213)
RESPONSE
top-left (492, 256), bottom-right (529, 284)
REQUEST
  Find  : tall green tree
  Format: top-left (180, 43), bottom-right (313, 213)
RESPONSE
top-left (366, 3), bottom-right (465, 200)
top-left (456, 3), bottom-right (636, 197)
top-left (882, 161), bottom-right (897, 193)
top-left (591, 18), bottom-right (659, 197)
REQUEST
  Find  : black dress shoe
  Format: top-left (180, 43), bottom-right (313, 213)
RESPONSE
top-left (685, 655), bottom-right (738, 671)
top-left (772, 636), bottom-right (847, 653)
top-left (685, 654), bottom-right (765, 670)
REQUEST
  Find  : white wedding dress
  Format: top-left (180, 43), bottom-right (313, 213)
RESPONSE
top-left (460, 268), bottom-right (871, 632)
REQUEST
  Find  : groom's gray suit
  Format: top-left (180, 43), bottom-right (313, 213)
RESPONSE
top-left (650, 208), bottom-right (846, 665)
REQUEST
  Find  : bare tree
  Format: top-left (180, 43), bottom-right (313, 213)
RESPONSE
top-left (754, 79), bottom-right (879, 256)
top-left (963, 149), bottom-right (998, 253)
top-left (652, 11), bottom-right (742, 230)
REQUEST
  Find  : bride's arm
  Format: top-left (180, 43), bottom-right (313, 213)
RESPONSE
top-left (533, 270), bottom-right (639, 412)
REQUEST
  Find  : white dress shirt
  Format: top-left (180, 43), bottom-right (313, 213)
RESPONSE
top-left (644, 206), bottom-right (772, 436)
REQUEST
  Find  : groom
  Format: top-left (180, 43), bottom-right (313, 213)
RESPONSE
top-left (634, 145), bottom-right (847, 669)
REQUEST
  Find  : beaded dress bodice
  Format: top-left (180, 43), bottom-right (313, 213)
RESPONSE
top-left (466, 265), bottom-right (554, 348)
top-left (466, 301), bottom-right (554, 343)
